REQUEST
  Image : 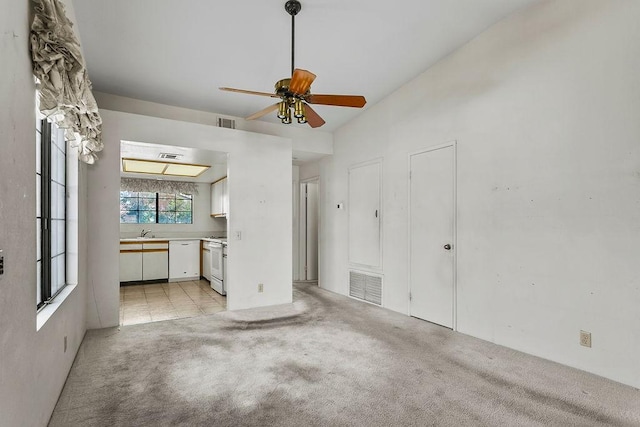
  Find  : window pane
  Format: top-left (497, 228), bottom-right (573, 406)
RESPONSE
top-left (158, 193), bottom-right (174, 199)
top-left (139, 197), bottom-right (156, 211)
top-left (37, 218), bottom-right (42, 261)
top-left (37, 261), bottom-right (41, 305)
top-left (120, 190), bottom-right (138, 198)
top-left (176, 211), bottom-right (192, 224)
top-left (51, 254), bottom-right (65, 295)
top-left (175, 199), bottom-right (191, 211)
top-left (158, 197), bottom-right (175, 211)
top-left (138, 210), bottom-right (156, 223)
top-left (51, 182), bottom-right (66, 219)
top-left (52, 219), bottom-right (65, 257)
top-left (120, 196), bottom-right (139, 211)
top-left (120, 211), bottom-right (138, 223)
top-left (139, 192), bottom-right (155, 199)
top-left (52, 145), bottom-right (65, 184)
top-left (158, 211), bottom-right (175, 223)
top-left (36, 131), bottom-right (41, 174)
top-left (177, 193), bottom-right (192, 200)
top-left (36, 176), bottom-right (41, 218)
top-left (51, 126), bottom-right (65, 152)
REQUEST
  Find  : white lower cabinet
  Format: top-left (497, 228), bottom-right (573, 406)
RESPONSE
top-left (120, 250), bottom-right (142, 282)
top-left (169, 240), bottom-right (200, 281)
top-left (120, 241), bottom-right (169, 283)
top-left (142, 242), bottom-right (169, 281)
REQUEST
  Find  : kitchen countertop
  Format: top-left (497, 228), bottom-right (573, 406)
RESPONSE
top-left (120, 237), bottom-right (227, 243)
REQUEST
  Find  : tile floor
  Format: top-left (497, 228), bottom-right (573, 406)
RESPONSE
top-left (119, 279), bottom-right (226, 326)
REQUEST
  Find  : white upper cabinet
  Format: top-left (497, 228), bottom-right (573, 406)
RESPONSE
top-left (211, 177), bottom-right (228, 217)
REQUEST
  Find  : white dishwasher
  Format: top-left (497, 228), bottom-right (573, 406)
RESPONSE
top-left (169, 240), bottom-right (200, 282)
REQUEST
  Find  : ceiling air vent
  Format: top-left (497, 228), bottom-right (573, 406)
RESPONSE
top-left (159, 153), bottom-right (183, 160)
top-left (217, 118), bottom-right (236, 129)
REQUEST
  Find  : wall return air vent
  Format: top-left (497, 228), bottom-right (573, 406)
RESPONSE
top-left (217, 118), bottom-right (236, 129)
top-left (349, 271), bottom-right (382, 306)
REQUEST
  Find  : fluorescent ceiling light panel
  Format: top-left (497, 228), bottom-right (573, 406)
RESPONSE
top-left (122, 158), bottom-right (210, 177)
top-left (122, 159), bottom-right (166, 174)
top-left (164, 164), bottom-right (209, 177)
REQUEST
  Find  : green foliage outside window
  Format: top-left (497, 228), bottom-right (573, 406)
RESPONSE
top-left (120, 191), bottom-right (193, 224)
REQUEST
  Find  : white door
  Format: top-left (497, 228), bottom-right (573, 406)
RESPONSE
top-left (409, 144), bottom-right (455, 328)
top-left (300, 181), bottom-right (319, 280)
top-left (348, 161), bottom-right (381, 268)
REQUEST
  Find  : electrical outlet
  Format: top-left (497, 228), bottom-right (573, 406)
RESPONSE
top-left (258, 283), bottom-right (264, 293)
top-left (580, 330), bottom-right (592, 348)
top-left (64, 336), bottom-right (67, 353)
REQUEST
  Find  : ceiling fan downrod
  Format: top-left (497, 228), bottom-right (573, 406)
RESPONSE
top-left (285, 0), bottom-right (301, 75)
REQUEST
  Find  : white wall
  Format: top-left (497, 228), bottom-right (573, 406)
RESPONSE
top-left (87, 109), bottom-right (293, 327)
top-left (120, 182), bottom-right (227, 238)
top-left (0, 0), bottom-right (89, 425)
top-left (299, 161), bottom-right (320, 181)
top-left (319, 0), bottom-right (640, 388)
top-left (292, 166), bottom-right (300, 280)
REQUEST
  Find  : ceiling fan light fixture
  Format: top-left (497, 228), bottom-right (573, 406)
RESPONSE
top-left (277, 101), bottom-right (288, 119)
top-left (294, 99), bottom-right (305, 118)
top-left (221, 0), bottom-right (366, 129)
top-left (282, 106), bottom-right (292, 124)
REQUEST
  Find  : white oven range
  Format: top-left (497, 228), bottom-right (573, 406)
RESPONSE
top-left (207, 240), bottom-right (226, 295)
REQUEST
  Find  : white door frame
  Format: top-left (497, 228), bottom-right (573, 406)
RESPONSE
top-left (407, 141), bottom-right (457, 331)
top-left (299, 177), bottom-right (319, 281)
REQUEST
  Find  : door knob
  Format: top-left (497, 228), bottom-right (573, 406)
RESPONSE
top-left (443, 244), bottom-right (452, 250)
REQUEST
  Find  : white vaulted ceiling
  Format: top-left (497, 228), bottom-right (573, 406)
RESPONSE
top-left (73, 0), bottom-right (538, 132)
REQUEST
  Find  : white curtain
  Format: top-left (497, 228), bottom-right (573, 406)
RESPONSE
top-left (30, 0), bottom-right (103, 164)
top-left (121, 178), bottom-right (200, 195)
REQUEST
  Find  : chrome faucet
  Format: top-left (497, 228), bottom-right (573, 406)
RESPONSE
top-left (140, 229), bottom-right (151, 237)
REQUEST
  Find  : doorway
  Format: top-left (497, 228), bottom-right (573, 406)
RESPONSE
top-left (409, 142), bottom-right (456, 329)
top-left (299, 179), bottom-right (319, 281)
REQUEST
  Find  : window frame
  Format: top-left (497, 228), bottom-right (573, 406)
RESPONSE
top-left (119, 191), bottom-right (193, 224)
top-left (37, 119), bottom-right (67, 310)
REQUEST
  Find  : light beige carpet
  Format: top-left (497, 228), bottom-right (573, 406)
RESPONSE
top-left (49, 283), bottom-right (639, 426)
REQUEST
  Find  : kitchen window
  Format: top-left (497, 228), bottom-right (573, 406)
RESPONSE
top-left (36, 118), bottom-right (67, 309)
top-left (120, 192), bottom-right (193, 224)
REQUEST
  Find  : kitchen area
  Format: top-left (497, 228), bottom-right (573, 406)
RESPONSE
top-left (118, 141), bottom-right (230, 325)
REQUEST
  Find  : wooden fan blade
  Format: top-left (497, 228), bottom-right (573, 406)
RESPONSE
top-left (303, 103), bottom-right (326, 128)
top-left (289, 69), bottom-right (316, 95)
top-left (307, 94), bottom-right (366, 108)
top-left (246, 103), bottom-right (280, 121)
top-left (219, 87), bottom-right (279, 98)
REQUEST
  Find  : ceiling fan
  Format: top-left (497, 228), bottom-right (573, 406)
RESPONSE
top-left (219, 0), bottom-right (366, 128)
